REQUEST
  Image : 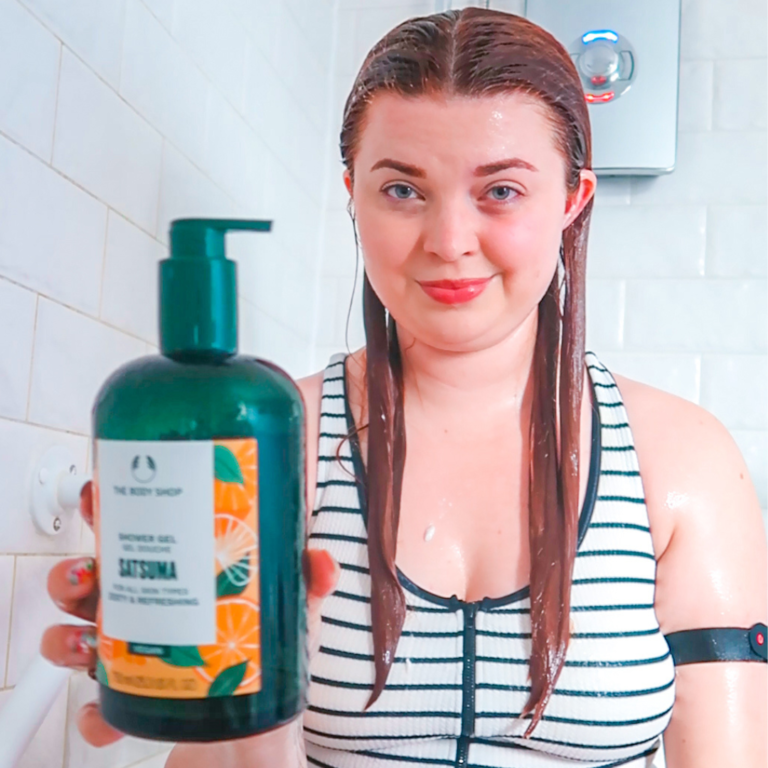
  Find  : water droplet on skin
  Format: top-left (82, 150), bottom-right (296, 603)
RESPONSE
top-left (665, 491), bottom-right (688, 510)
top-left (424, 525), bottom-right (435, 542)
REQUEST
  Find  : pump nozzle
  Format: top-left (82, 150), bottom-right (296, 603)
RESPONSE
top-left (160, 218), bottom-right (273, 357)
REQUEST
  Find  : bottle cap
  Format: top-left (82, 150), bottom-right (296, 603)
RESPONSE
top-left (160, 218), bottom-right (272, 356)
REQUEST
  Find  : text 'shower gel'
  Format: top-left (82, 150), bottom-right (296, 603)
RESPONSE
top-left (92, 219), bottom-right (307, 741)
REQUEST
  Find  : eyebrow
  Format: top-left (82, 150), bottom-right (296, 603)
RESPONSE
top-left (369, 157), bottom-right (538, 177)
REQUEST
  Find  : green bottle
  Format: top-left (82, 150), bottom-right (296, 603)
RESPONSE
top-left (92, 218), bottom-right (307, 742)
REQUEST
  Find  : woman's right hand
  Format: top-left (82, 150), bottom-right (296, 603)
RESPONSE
top-left (40, 480), bottom-right (340, 766)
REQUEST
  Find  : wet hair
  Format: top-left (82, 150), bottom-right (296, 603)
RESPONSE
top-left (338, 7), bottom-right (593, 734)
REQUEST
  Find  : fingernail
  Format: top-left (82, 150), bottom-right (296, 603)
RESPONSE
top-left (71, 627), bottom-right (97, 656)
top-left (68, 558), bottom-right (95, 586)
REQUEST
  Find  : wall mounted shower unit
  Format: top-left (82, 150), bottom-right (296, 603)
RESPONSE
top-left (526, 0), bottom-right (682, 175)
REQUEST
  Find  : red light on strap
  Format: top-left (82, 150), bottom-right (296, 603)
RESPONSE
top-left (757, 632), bottom-right (765, 646)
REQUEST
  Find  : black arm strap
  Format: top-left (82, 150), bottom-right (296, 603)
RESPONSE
top-left (664, 623), bottom-right (767, 665)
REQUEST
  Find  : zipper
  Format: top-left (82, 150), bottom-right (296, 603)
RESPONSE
top-left (457, 603), bottom-right (478, 766)
top-left (456, 735), bottom-right (470, 767)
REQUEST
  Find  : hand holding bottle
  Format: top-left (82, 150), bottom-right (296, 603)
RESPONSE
top-left (40, 481), bottom-right (339, 765)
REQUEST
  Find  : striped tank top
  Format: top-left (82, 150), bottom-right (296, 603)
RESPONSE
top-left (304, 350), bottom-right (676, 768)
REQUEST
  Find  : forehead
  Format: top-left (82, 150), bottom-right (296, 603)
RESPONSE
top-left (355, 91), bottom-right (561, 173)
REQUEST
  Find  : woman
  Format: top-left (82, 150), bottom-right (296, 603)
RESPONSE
top-left (41, 8), bottom-right (766, 767)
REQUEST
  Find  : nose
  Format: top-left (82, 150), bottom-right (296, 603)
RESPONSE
top-left (421, 197), bottom-right (480, 263)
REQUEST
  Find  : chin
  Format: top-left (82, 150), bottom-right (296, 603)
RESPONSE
top-left (400, 313), bottom-right (510, 353)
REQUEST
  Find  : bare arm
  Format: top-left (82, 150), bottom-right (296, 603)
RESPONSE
top-left (297, 370), bottom-right (324, 516)
top-left (619, 374), bottom-right (767, 767)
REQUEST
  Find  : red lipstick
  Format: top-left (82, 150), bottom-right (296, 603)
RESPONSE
top-left (418, 277), bottom-right (492, 305)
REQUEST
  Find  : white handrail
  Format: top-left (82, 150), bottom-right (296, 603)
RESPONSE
top-left (0, 654), bottom-right (72, 768)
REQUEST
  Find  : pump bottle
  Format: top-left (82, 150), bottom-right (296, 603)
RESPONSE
top-left (92, 218), bottom-right (307, 741)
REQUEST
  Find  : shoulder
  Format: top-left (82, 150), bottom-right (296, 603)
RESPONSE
top-left (612, 371), bottom-right (748, 555)
top-left (295, 348), bottom-right (366, 514)
top-left (610, 371), bottom-right (767, 632)
top-left (296, 369), bottom-right (326, 412)
top-left (295, 369), bottom-right (327, 518)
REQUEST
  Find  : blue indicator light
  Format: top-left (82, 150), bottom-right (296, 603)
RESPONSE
top-left (582, 30), bottom-right (619, 44)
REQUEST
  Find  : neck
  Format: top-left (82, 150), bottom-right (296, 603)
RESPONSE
top-left (396, 308), bottom-right (540, 423)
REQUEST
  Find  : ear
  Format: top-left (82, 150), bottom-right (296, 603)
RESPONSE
top-left (343, 169), bottom-right (353, 197)
top-left (563, 169), bottom-right (597, 229)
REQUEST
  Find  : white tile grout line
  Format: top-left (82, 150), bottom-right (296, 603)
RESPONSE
top-left (154, 139), bottom-right (167, 242)
top-left (2, 556), bottom-right (17, 688)
top-left (48, 40), bottom-right (64, 165)
top-left (117, 0), bottom-right (129, 95)
top-left (97, 209), bottom-right (112, 321)
top-left (138, 0), bottom-right (172, 33)
top-left (0, 273), bottom-right (156, 348)
top-left (0, 411), bottom-right (90, 439)
top-left (23, 294), bottom-right (40, 423)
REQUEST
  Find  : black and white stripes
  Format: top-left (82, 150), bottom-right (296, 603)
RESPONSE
top-left (304, 352), bottom-right (675, 768)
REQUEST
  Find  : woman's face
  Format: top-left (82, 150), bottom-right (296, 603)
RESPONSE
top-left (345, 92), bottom-right (596, 353)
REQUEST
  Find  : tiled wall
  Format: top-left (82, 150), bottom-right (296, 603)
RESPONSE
top-left (0, 0), bottom-right (765, 765)
top-left (315, 0), bottom-right (767, 525)
top-left (586, 0), bottom-right (767, 524)
top-left (0, 0), bottom-right (336, 765)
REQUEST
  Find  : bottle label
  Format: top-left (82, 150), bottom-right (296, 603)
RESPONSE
top-left (94, 438), bottom-right (262, 699)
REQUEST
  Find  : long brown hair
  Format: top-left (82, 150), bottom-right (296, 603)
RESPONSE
top-left (339, 7), bottom-right (593, 734)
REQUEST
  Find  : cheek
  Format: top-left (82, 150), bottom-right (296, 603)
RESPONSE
top-left (356, 211), bottom-right (416, 290)
top-left (486, 218), bottom-right (560, 292)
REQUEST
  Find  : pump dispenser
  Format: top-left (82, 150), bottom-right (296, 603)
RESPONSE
top-left (91, 218), bottom-right (307, 742)
top-left (161, 219), bottom-right (271, 356)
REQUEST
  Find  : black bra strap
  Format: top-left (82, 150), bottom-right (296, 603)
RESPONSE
top-left (665, 623), bottom-right (767, 665)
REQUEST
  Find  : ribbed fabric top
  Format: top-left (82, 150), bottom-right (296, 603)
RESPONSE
top-left (304, 351), bottom-right (675, 768)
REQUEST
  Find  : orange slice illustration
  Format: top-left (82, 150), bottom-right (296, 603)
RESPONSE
top-left (214, 439), bottom-right (257, 519)
top-left (195, 597), bottom-right (261, 688)
top-left (214, 513), bottom-right (258, 589)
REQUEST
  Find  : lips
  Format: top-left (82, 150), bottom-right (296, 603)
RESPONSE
top-left (418, 277), bottom-right (493, 305)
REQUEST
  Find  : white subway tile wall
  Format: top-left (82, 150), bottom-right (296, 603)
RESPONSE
top-left (28, 298), bottom-right (147, 435)
top-left (0, 136), bottom-right (108, 315)
top-left (0, 1), bottom-right (764, 766)
top-left (100, 211), bottom-right (164, 346)
top-left (0, 0), bottom-right (60, 162)
top-left (53, 49), bottom-right (164, 235)
top-left (18, 0), bottom-right (127, 88)
top-left (0, 280), bottom-right (37, 421)
top-left (0, 0), bottom-right (336, 765)
top-left (120, 0), bottom-right (210, 169)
